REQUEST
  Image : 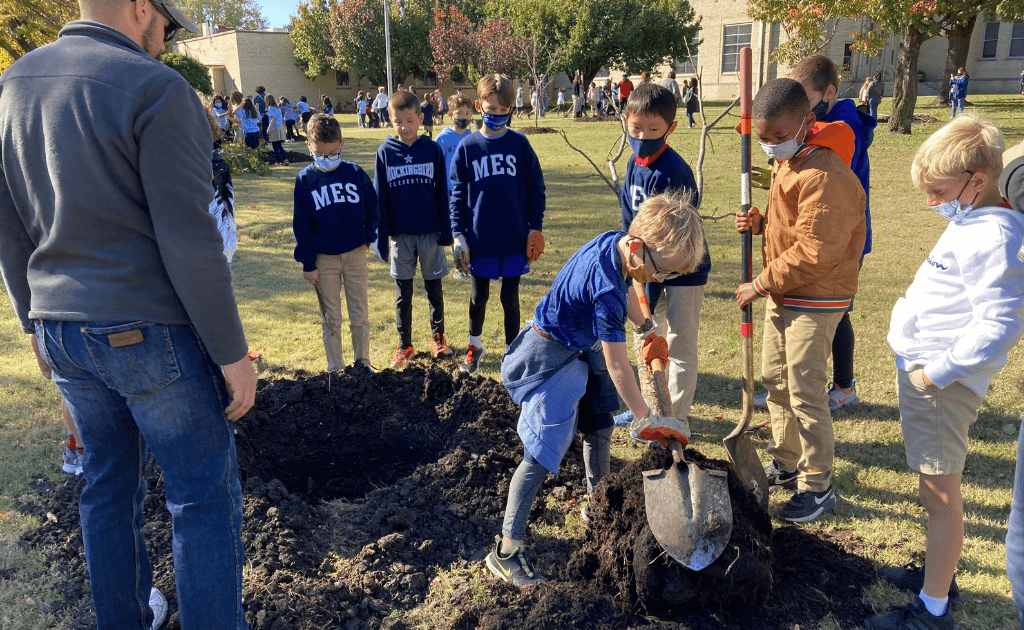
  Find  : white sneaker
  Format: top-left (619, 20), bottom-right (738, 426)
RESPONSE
top-left (827, 381), bottom-right (861, 411)
top-left (149, 587), bottom-right (168, 630)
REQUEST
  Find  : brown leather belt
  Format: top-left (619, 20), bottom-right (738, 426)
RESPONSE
top-left (532, 323), bottom-right (554, 341)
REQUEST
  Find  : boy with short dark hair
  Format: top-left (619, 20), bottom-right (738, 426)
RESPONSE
top-left (435, 94), bottom-right (474, 192)
top-left (292, 113), bottom-right (378, 372)
top-left (873, 114), bottom-right (1024, 630)
top-left (734, 77), bottom-right (865, 523)
top-left (375, 90), bottom-right (453, 367)
top-left (488, 192), bottom-right (701, 586)
top-left (616, 82), bottom-right (707, 428)
top-left (450, 73), bottom-right (546, 374)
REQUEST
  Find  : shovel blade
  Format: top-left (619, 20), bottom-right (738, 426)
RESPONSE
top-left (643, 459), bottom-right (732, 571)
top-left (724, 431), bottom-right (769, 509)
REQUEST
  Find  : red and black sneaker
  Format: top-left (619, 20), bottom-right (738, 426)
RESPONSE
top-left (430, 333), bottom-right (453, 358)
top-left (459, 344), bottom-right (486, 374)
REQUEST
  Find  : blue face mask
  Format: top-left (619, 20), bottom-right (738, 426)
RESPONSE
top-left (628, 133), bottom-right (667, 159)
top-left (482, 112), bottom-right (511, 131)
top-left (313, 154), bottom-right (342, 172)
top-left (931, 173), bottom-right (978, 222)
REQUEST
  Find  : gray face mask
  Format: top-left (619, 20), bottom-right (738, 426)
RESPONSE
top-left (758, 119), bottom-right (807, 162)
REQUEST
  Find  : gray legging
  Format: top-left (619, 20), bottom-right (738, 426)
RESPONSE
top-left (501, 425), bottom-right (613, 541)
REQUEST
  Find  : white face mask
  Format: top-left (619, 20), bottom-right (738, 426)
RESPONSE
top-left (758, 118), bottom-right (807, 162)
top-left (930, 173), bottom-right (978, 222)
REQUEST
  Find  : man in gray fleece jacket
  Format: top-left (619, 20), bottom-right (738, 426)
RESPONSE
top-left (0, 1), bottom-right (255, 628)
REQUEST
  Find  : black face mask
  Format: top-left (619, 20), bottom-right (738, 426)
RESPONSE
top-left (453, 118), bottom-right (470, 129)
top-left (811, 99), bottom-right (830, 120)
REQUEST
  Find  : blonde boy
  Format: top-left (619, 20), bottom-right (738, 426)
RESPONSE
top-left (872, 114), bottom-right (1024, 630)
top-left (490, 191), bottom-right (700, 585)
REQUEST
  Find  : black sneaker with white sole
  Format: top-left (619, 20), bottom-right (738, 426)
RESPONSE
top-left (878, 563), bottom-right (965, 609)
top-left (864, 595), bottom-right (958, 630)
top-left (764, 460), bottom-right (798, 491)
top-left (779, 486), bottom-right (836, 523)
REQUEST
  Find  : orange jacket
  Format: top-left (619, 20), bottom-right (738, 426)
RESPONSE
top-left (751, 121), bottom-right (866, 311)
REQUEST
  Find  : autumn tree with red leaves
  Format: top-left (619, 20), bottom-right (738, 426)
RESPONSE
top-left (429, 5), bottom-right (528, 84)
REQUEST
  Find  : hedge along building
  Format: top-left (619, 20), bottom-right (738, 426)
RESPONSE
top-left (172, 25), bottom-right (476, 113)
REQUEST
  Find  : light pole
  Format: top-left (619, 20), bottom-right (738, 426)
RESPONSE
top-left (383, 0), bottom-right (393, 96)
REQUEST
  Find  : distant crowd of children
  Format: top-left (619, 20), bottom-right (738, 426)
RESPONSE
top-left (183, 56), bottom-right (1024, 630)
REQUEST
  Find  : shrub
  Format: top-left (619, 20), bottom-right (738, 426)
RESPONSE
top-left (163, 52), bottom-right (213, 95)
top-left (221, 141), bottom-right (271, 176)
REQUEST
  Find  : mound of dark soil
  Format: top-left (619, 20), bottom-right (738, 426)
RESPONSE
top-left (517, 127), bottom-right (559, 135)
top-left (574, 114), bottom-right (622, 123)
top-left (258, 149), bottom-right (312, 164)
top-left (18, 364), bottom-right (877, 630)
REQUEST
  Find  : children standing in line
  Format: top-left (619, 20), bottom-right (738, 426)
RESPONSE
top-left (871, 115), bottom-right (1024, 630)
top-left (487, 192), bottom-right (701, 585)
top-left (450, 73), bottom-right (547, 374)
top-left (435, 94), bottom-right (474, 192)
top-left (266, 95), bottom-right (288, 166)
top-left (614, 82), bottom-right (707, 428)
top-left (734, 78), bottom-right (865, 523)
top-left (373, 91), bottom-right (453, 367)
top-left (292, 114), bottom-right (379, 372)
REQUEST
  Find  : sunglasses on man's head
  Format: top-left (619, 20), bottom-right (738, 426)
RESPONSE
top-left (130, 0), bottom-right (181, 43)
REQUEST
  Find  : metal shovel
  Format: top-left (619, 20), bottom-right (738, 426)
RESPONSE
top-left (724, 45), bottom-right (769, 510)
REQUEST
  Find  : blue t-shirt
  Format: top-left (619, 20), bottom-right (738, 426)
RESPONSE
top-left (533, 231), bottom-right (629, 351)
top-left (237, 110), bottom-right (260, 134)
top-left (434, 126), bottom-right (469, 192)
top-left (297, 101), bottom-right (310, 114)
top-left (267, 106), bottom-right (283, 130)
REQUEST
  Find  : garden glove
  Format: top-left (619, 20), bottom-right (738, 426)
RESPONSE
top-left (526, 229), bottom-right (545, 264)
top-left (641, 334), bottom-right (668, 370)
top-left (630, 412), bottom-right (690, 448)
top-left (453, 235), bottom-right (470, 274)
top-left (750, 165), bottom-right (772, 190)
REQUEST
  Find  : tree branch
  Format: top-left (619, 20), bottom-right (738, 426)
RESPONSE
top-left (557, 130), bottom-right (619, 195)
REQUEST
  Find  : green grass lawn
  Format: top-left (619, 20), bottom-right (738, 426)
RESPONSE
top-left (3, 95), bottom-right (1024, 629)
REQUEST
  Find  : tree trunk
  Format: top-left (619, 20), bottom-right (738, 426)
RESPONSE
top-left (929, 15), bottom-right (975, 106)
top-left (888, 23), bottom-right (927, 135)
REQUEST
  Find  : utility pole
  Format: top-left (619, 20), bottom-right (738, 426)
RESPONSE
top-left (383, 0), bottom-right (393, 96)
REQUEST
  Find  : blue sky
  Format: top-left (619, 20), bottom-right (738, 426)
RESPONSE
top-left (257, 0), bottom-right (302, 29)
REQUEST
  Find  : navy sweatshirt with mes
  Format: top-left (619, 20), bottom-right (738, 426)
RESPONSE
top-left (449, 129), bottom-right (546, 255)
top-left (374, 135), bottom-right (451, 258)
top-left (293, 161), bottom-right (379, 272)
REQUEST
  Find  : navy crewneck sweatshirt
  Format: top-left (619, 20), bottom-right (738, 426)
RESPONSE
top-left (374, 135), bottom-right (452, 257)
top-left (293, 160), bottom-right (379, 272)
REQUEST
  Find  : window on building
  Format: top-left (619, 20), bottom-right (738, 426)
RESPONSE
top-left (1011, 23), bottom-right (1024, 57)
top-left (983, 22), bottom-right (1000, 59)
top-left (676, 31), bottom-right (700, 75)
top-left (721, 23), bottom-right (752, 74)
top-left (842, 43), bottom-right (853, 72)
top-left (335, 70), bottom-right (350, 87)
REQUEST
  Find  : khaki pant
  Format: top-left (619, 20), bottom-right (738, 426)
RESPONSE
top-left (762, 300), bottom-right (843, 492)
top-left (652, 285), bottom-right (704, 420)
top-left (316, 250), bottom-right (370, 370)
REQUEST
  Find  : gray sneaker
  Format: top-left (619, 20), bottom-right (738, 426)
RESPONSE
top-left (828, 381), bottom-right (861, 411)
top-left (485, 535), bottom-right (547, 586)
top-left (149, 587), bottom-right (168, 630)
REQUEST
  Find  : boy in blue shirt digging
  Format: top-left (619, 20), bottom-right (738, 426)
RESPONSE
top-left (374, 91), bottom-right (453, 367)
top-left (292, 114), bottom-right (379, 372)
top-left (487, 191), bottom-right (701, 585)
top-left (450, 73), bottom-right (546, 373)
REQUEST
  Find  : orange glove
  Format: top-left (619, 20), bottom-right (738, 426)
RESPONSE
top-left (630, 412), bottom-right (690, 448)
top-left (641, 334), bottom-right (668, 370)
top-left (526, 230), bottom-right (545, 263)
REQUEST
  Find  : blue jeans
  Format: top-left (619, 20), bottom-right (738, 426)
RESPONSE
top-left (1006, 412), bottom-right (1024, 629)
top-left (868, 95), bottom-right (881, 120)
top-left (35, 320), bottom-right (247, 630)
top-left (951, 97), bottom-right (965, 118)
